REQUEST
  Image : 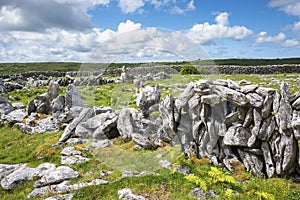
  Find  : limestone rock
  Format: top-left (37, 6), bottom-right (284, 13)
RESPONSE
top-left (91, 139), bottom-right (112, 149)
top-left (117, 108), bottom-right (143, 139)
top-left (211, 85), bottom-right (248, 106)
top-left (238, 149), bottom-right (264, 177)
top-left (59, 108), bottom-right (94, 142)
top-left (3, 109), bottom-right (26, 125)
top-left (44, 194), bottom-right (74, 200)
top-left (136, 85), bottom-right (160, 118)
top-left (118, 188), bottom-right (148, 200)
top-left (0, 96), bottom-right (14, 115)
top-left (246, 93), bottom-right (264, 107)
top-left (261, 142), bottom-right (275, 178)
top-left (36, 116), bottom-right (60, 133)
top-left (27, 93), bottom-right (51, 115)
top-left (224, 124), bottom-right (252, 147)
top-left (292, 110), bottom-right (300, 139)
top-left (34, 166), bottom-right (79, 188)
top-left (240, 85), bottom-right (258, 94)
top-left (0, 164), bottom-right (25, 180)
top-left (292, 98), bottom-right (300, 110)
top-left (61, 146), bottom-right (90, 165)
top-left (201, 94), bottom-right (221, 105)
top-left (51, 96), bottom-right (65, 113)
top-left (132, 133), bottom-right (154, 149)
top-left (47, 81), bottom-right (60, 101)
top-left (257, 116), bottom-right (275, 141)
top-left (65, 84), bottom-right (83, 109)
top-left (261, 94), bottom-right (273, 118)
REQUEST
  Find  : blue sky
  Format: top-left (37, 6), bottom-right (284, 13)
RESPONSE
top-left (0, 0), bottom-right (299, 62)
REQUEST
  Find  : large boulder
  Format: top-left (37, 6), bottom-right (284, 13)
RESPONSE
top-left (0, 96), bottom-right (13, 115)
top-left (65, 84), bottom-right (83, 109)
top-left (2, 109), bottom-right (26, 125)
top-left (27, 93), bottom-right (51, 115)
top-left (117, 108), bottom-right (143, 139)
top-left (136, 85), bottom-right (160, 118)
top-left (47, 81), bottom-right (60, 101)
top-left (224, 124), bottom-right (252, 147)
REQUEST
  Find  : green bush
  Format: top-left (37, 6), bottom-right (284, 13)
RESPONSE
top-left (180, 65), bottom-right (199, 75)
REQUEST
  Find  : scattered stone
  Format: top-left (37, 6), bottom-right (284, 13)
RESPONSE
top-left (3, 109), bottom-right (26, 125)
top-left (44, 194), bottom-right (74, 200)
top-left (190, 188), bottom-right (218, 199)
top-left (118, 188), bottom-right (148, 200)
top-left (61, 146), bottom-right (90, 165)
top-left (91, 139), bottom-right (112, 149)
top-left (12, 102), bottom-right (25, 109)
top-left (0, 96), bottom-right (13, 115)
top-left (65, 84), bottom-right (83, 109)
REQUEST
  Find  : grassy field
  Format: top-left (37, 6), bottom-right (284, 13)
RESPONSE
top-left (0, 73), bottom-right (300, 199)
top-left (0, 58), bottom-right (299, 76)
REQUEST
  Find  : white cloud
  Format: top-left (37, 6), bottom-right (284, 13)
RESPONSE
top-left (118, 0), bottom-right (145, 14)
top-left (283, 39), bottom-right (300, 47)
top-left (269, 0), bottom-right (300, 16)
top-left (186, 12), bottom-right (253, 44)
top-left (171, 0), bottom-right (196, 14)
top-left (292, 21), bottom-right (300, 34)
top-left (117, 20), bottom-right (142, 33)
top-left (255, 32), bottom-right (286, 44)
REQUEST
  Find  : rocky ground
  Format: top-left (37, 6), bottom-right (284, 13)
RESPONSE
top-left (0, 71), bottom-right (300, 199)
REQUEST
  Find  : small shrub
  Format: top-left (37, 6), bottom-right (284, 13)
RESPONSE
top-left (255, 191), bottom-right (275, 200)
top-left (184, 175), bottom-right (208, 192)
top-left (180, 65), bottom-right (199, 75)
top-left (208, 167), bottom-right (236, 187)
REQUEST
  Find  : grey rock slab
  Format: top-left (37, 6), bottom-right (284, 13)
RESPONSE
top-left (289, 91), bottom-right (300, 103)
top-left (257, 116), bottom-right (275, 141)
top-left (227, 79), bottom-right (241, 90)
top-left (61, 155), bottom-right (90, 165)
top-left (65, 84), bottom-right (83, 109)
top-left (36, 116), bottom-right (60, 133)
top-left (223, 155), bottom-right (245, 173)
top-left (280, 81), bottom-right (291, 99)
top-left (238, 149), bottom-right (264, 177)
top-left (175, 82), bottom-right (195, 110)
top-left (131, 133), bottom-right (153, 149)
top-left (210, 85), bottom-right (249, 106)
top-left (255, 87), bottom-right (276, 97)
top-left (136, 85), bottom-right (160, 118)
top-left (261, 142), bottom-right (275, 178)
top-left (3, 109), bottom-right (26, 124)
top-left (12, 102), bottom-right (25, 109)
top-left (277, 90), bottom-right (293, 133)
top-left (261, 94), bottom-right (273, 118)
top-left (200, 94), bottom-right (221, 105)
top-left (243, 107), bottom-right (253, 128)
top-left (246, 93), bottom-right (264, 107)
top-left (117, 108), bottom-right (143, 139)
top-left (224, 124), bottom-right (252, 147)
top-left (0, 96), bottom-right (13, 115)
top-left (248, 108), bottom-right (262, 147)
top-left (190, 188), bottom-right (218, 199)
top-left (0, 164), bottom-right (25, 180)
top-left (118, 188), bottom-right (148, 200)
top-left (34, 166), bottom-right (79, 188)
top-left (224, 112), bottom-right (239, 127)
top-left (47, 81), bottom-right (60, 101)
top-left (59, 108), bottom-right (94, 142)
top-left (92, 112), bottom-right (119, 140)
top-left (51, 96), bottom-right (65, 113)
top-left (61, 146), bottom-right (82, 156)
top-left (292, 97), bottom-right (300, 110)
top-left (239, 84), bottom-right (258, 94)
top-left (292, 110), bottom-right (300, 139)
top-left (1, 165), bottom-right (36, 190)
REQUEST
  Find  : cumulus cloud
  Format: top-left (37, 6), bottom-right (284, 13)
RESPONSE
top-left (0, 0), bottom-right (110, 32)
top-left (117, 20), bottom-right (142, 33)
top-left (118, 0), bottom-right (145, 14)
top-left (283, 39), bottom-right (300, 47)
top-left (171, 0), bottom-right (196, 14)
top-left (269, 0), bottom-right (300, 16)
top-left (255, 32), bottom-right (286, 44)
top-left (186, 12), bottom-right (253, 44)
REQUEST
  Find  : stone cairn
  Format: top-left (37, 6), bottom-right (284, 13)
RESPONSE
top-left (173, 79), bottom-right (300, 178)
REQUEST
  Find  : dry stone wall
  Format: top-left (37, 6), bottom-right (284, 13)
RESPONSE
top-left (174, 79), bottom-right (300, 178)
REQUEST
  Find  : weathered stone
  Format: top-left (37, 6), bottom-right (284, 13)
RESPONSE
top-left (261, 94), bottom-right (273, 118)
top-left (51, 96), bottom-right (65, 113)
top-left (238, 149), bottom-right (264, 177)
top-left (0, 164), bottom-right (25, 180)
top-left (223, 155), bottom-right (245, 173)
top-left (117, 108), bottom-right (143, 139)
top-left (61, 146), bottom-right (90, 165)
top-left (227, 79), bottom-right (240, 90)
top-left (292, 98), bottom-right (300, 110)
top-left (12, 102), bottom-right (25, 109)
top-left (136, 85), bottom-right (160, 118)
top-left (3, 109), bottom-right (26, 124)
top-left (201, 94), bottom-right (221, 105)
top-left (292, 110), bottom-right (300, 139)
top-left (239, 84), bottom-right (258, 94)
top-left (261, 142), bottom-right (275, 178)
top-left (65, 84), bottom-right (83, 109)
top-left (44, 194), bottom-right (74, 200)
top-left (190, 188), bottom-right (218, 199)
top-left (175, 82), bottom-right (195, 110)
top-left (47, 81), bottom-right (60, 101)
top-left (93, 113), bottom-right (119, 140)
top-left (132, 133), bottom-right (154, 149)
top-left (59, 108), bottom-right (94, 142)
top-left (157, 94), bottom-right (180, 142)
top-left (36, 116), bottom-right (60, 133)
top-left (289, 91), bottom-right (300, 103)
top-left (118, 188), bottom-right (148, 200)
top-left (34, 166), bottom-right (79, 188)
top-left (224, 112), bottom-right (239, 126)
top-left (246, 93), bottom-right (264, 107)
top-left (0, 96), bottom-right (13, 115)
top-left (255, 87), bottom-right (276, 97)
top-left (243, 107), bottom-right (253, 128)
top-left (257, 116), bottom-right (275, 141)
top-left (210, 85), bottom-right (248, 106)
top-left (224, 124), bottom-right (252, 147)
top-left (1, 165), bottom-right (36, 190)
top-left (212, 79), bottom-right (228, 87)
top-left (248, 108), bottom-right (262, 147)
